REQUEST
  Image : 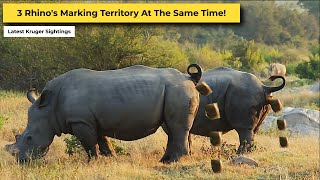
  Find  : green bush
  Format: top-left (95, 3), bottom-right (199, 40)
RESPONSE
top-left (64, 135), bottom-right (83, 156)
top-left (286, 63), bottom-right (298, 75)
top-left (64, 135), bottom-right (128, 156)
top-left (295, 59), bottom-right (320, 80)
top-left (111, 140), bottom-right (129, 156)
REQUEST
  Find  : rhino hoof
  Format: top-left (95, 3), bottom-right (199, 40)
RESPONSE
top-left (196, 82), bottom-right (212, 96)
top-left (277, 119), bottom-right (286, 130)
top-left (209, 131), bottom-right (222, 146)
top-left (268, 99), bottom-right (283, 112)
top-left (279, 136), bottom-right (288, 147)
top-left (211, 159), bottom-right (222, 173)
top-left (205, 103), bottom-right (220, 120)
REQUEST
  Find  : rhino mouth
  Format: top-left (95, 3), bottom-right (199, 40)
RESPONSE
top-left (17, 147), bottom-right (49, 163)
top-left (4, 143), bottom-right (19, 156)
top-left (5, 143), bottom-right (50, 163)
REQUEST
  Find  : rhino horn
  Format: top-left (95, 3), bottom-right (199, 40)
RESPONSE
top-left (27, 88), bottom-right (38, 103)
top-left (205, 103), bottom-right (220, 120)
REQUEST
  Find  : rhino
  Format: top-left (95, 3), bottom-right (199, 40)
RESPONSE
top-left (98, 67), bottom-right (285, 154)
top-left (268, 63), bottom-right (286, 77)
top-left (189, 67), bottom-right (285, 152)
top-left (5, 64), bottom-right (206, 163)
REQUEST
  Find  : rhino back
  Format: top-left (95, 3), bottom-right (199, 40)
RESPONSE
top-left (51, 66), bottom-right (190, 140)
top-left (192, 67), bottom-right (266, 135)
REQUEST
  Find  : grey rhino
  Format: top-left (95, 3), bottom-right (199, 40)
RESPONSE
top-left (190, 67), bottom-right (285, 152)
top-left (268, 63), bottom-right (286, 77)
top-left (5, 64), bottom-right (204, 163)
top-left (100, 67), bottom-right (285, 154)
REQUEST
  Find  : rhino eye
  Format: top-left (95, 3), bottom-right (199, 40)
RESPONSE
top-left (26, 135), bottom-right (32, 141)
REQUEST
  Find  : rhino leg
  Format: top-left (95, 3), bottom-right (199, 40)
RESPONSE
top-left (98, 136), bottom-right (116, 157)
top-left (71, 123), bottom-right (98, 159)
top-left (162, 125), bottom-right (192, 155)
top-left (236, 128), bottom-right (254, 154)
top-left (160, 95), bottom-right (198, 163)
top-left (160, 130), bottom-right (190, 163)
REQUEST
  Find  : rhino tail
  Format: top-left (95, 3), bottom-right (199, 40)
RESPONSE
top-left (187, 64), bottom-right (202, 84)
top-left (264, 76), bottom-right (286, 94)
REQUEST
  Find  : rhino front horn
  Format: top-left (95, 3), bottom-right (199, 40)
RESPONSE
top-left (205, 103), bottom-right (220, 120)
top-left (196, 81), bottom-right (212, 96)
top-left (268, 98), bottom-right (283, 112)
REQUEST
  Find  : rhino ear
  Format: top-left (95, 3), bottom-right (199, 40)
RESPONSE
top-left (38, 90), bottom-right (53, 108)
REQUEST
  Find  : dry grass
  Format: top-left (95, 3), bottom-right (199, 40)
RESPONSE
top-left (0, 91), bottom-right (319, 179)
top-left (273, 88), bottom-right (319, 111)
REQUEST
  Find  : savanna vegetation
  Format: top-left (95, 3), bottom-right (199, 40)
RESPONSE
top-left (0, 0), bottom-right (319, 179)
top-left (0, 0), bottom-right (319, 90)
top-left (0, 91), bottom-right (319, 179)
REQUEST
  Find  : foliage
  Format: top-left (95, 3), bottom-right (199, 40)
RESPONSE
top-left (295, 60), bottom-right (320, 80)
top-left (186, 44), bottom-right (230, 70)
top-left (233, 2), bottom-right (319, 45)
top-left (0, 1), bottom-right (319, 90)
top-left (64, 135), bottom-right (83, 156)
top-left (230, 40), bottom-right (267, 74)
top-left (111, 140), bottom-right (129, 156)
top-left (286, 63), bottom-right (298, 75)
top-left (64, 135), bottom-right (128, 156)
top-left (298, 0), bottom-right (320, 21)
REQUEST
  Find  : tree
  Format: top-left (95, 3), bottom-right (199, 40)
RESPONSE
top-left (298, 0), bottom-right (320, 21)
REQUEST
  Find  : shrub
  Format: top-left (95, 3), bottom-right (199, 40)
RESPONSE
top-left (64, 135), bottom-right (83, 156)
top-left (64, 135), bottom-right (128, 156)
top-left (295, 59), bottom-right (320, 80)
top-left (111, 140), bottom-right (129, 156)
top-left (286, 63), bottom-right (298, 75)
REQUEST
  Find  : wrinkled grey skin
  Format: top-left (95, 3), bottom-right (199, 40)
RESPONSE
top-left (268, 63), bottom-right (286, 77)
top-left (99, 67), bottom-right (285, 154)
top-left (190, 67), bottom-right (285, 153)
top-left (5, 65), bottom-right (200, 163)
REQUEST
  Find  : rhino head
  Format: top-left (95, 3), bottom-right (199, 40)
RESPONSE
top-left (5, 89), bottom-right (55, 162)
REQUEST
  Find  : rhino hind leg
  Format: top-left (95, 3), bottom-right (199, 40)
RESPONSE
top-left (98, 136), bottom-right (116, 157)
top-left (236, 128), bottom-right (255, 154)
top-left (160, 130), bottom-right (190, 163)
top-left (71, 122), bottom-right (98, 160)
top-left (161, 125), bottom-right (193, 155)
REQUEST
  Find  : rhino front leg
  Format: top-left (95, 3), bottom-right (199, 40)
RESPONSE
top-left (236, 128), bottom-right (254, 154)
top-left (71, 122), bottom-right (98, 159)
top-left (98, 136), bottom-right (116, 157)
